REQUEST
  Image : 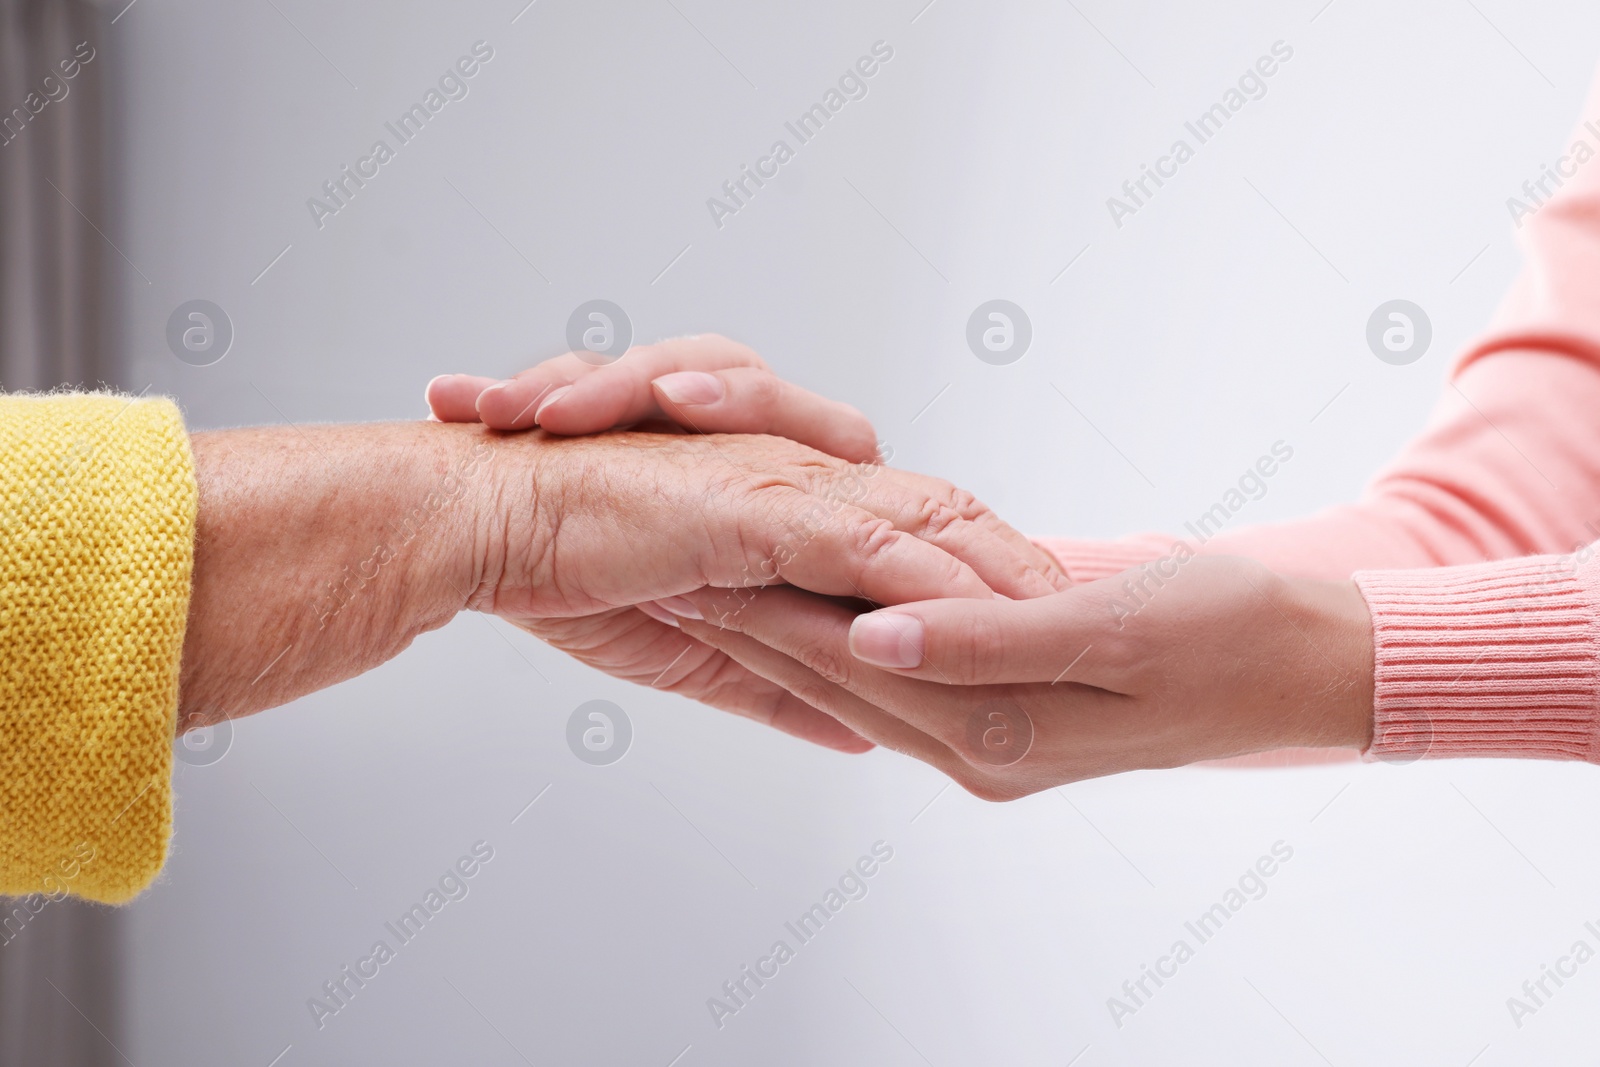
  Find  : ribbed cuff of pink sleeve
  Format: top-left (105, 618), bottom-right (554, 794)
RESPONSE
top-left (1032, 534), bottom-right (1180, 584)
top-left (1353, 557), bottom-right (1600, 763)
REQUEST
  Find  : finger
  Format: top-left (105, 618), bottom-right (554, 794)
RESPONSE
top-left (475, 374), bottom-right (570, 430)
top-left (631, 614), bottom-right (875, 752)
top-left (634, 600), bottom-right (686, 628)
top-left (477, 335), bottom-right (767, 431)
top-left (531, 336), bottom-right (770, 434)
top-left (645, 367), bottom-right (880, 464)
top-left (427, 374), bottom-right (501, 422)
top-left (470, 354), bottom-right (593, 430)
top-left (846, 589), bottom-right (1116, 686)
top-left (759, 688), bottom-right (876, 752)
top-left (671, 586), bottom-right (987, 748)
top-left (793, 466), bottom-right (1061, 600)
top-left (681, 618), bottom-right (964, 772)
top-left (694, 655), bottom-right (876, 753)
top-left (734, 490), bottom-right (998, 605)
top-left (681, 590), bottom-right (1122, 795)
top-left (527, 607), bottom-right (873, 752)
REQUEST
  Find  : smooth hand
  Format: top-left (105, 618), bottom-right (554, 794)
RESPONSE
top-left (655, 556), bottom-right (1375, 795)
top-left (426, 333), bottom-right (882, 463)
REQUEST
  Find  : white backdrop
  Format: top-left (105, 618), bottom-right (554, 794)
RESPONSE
top-left (107, 0), bottom-right (1600, 1063)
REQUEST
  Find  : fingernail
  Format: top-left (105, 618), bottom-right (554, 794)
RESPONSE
top-left (472, 382), bottom-right (506, 420)
top-left (533, 384), bottom-right (573, 423)
top-left (850, 612), bottom-right (923, 668)
top-left (655, 595), bottom-right (703, 621)
top-left (636, 601), bottom-right (681, 628)
top-left (653, 371), bottom-right (724, 406)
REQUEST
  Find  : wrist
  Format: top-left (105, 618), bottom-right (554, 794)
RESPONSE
top-left (1283, 576), bottom-right (1376, 750)
top-left (181, 421), bottom-right (497, 726)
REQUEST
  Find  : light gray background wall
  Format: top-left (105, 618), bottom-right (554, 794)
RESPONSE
top-left (101, 0), bottom-right (1600, 1063)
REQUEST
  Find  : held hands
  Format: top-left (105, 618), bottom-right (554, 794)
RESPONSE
top-left (424, 335), bottom-right (1068, 752)
top-left (422, 336), bottom-right (1375, 786)
top-left (490, 429), bottom-right (1066, 751)
top-left (185, 334), bottom-right (1373, 785)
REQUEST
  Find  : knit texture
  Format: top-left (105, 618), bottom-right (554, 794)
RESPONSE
top-left (1355, 558), bottom-right (1600, 763)
top-left (0, 394), bottom-right (196, 903)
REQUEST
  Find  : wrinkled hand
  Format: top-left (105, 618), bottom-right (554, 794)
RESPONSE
top-left (497, 430), bottom-right (1070, 751)
top-left (651, 556), bottom-right (1374, 794)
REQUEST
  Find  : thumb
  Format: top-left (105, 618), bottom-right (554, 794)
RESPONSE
top-left (846, 589), bottom-right (1114, 686)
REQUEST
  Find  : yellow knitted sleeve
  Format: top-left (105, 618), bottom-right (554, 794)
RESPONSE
top-left (0, 394), bottom-right (196, 903)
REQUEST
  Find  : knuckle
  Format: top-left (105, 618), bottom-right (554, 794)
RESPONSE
top-left (944, 485), bottom-right (988, 521)
top-left (919, 500), bottom-right (966, 541)
top-left (847, 515), bottom-right (903, 566)
top-left (910, 483), bottom-right (983, 541)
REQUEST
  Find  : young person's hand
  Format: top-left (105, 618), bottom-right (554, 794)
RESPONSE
top-left (426, 334), bottom-right (881, 463)
top-left (650, 556), bottom-right (1375, 794)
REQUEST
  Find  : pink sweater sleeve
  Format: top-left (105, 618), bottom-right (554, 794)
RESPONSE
top-left (1035, 66), bottom-right (1600, 762)
top-left (1351, 554), bottom-right (1600, 761)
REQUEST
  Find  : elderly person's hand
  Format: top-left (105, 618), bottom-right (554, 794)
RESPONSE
top-left (651, 556), bottom-right (1375, 795)
top-left (178, 422), bottom-right (1066, 753)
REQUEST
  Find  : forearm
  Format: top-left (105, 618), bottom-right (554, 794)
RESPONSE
top-left (178, 421), bottom-right (504, 727)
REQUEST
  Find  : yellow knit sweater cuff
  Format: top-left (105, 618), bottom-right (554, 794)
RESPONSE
top-left (0, 394), bottom-right (196, 904)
